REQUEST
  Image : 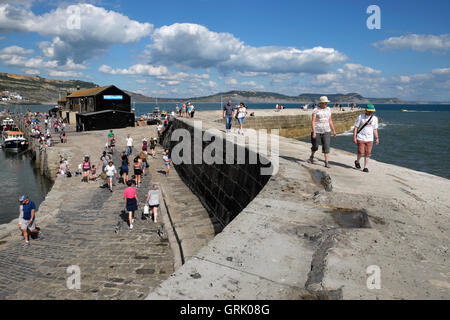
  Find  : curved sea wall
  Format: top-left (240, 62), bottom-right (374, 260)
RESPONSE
top-left (148, 111), bottom-right (450, 300)
top-left (160, 119), bottom-right (272, 230)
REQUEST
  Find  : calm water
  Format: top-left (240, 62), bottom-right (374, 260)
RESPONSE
top-left (0, 151), bottom-right (53, 224)
top-left (1, 102), bottom-right (448, 224)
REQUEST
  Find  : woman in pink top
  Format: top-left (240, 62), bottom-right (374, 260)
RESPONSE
top-left (123, 180), bottom-right (139, 230)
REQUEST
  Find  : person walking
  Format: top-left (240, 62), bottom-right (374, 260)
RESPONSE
top-left (150, 137), bottom-right (157, 158)
top-left (133, 157), bottom-right (143, 188)
top-left (190, 103), bottom-right (195, 118)
top-left (163, 150), bottom-right (172, 176)
top-left (142, 138), bottom-right (148, 155)
top-left (19, 196), bottom-right (43, 246)
top-left (307, 96), bottom-right (337, 168)
top-left (120, 152), bottom-right (129, 184)
top-left (146, 184), bottom-right (160, 223)
top-left (108, 130), bottom-right (116, 154)
top-left (105, 160), bottom-right (117, 192)
top-left (123, 181), bottom-right (140, 230)
top-left (223, 100), bottom-right (235, 133)
top-left (126, 134), bottom-right (133, 156)
top-left (236, 102), bottom-right (248, 135)
top-left (82, 155), bottom-right (92, 183)
top-left (353, 104), bottom-right (380, 173)
top-left (99, 151), bottom-right (111, 173)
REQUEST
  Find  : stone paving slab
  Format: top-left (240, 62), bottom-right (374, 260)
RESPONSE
top-left (0, 127), bottom-right (174, 300)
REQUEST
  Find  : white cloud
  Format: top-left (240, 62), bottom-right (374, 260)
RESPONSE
top-left (373, 34), bottom-right (450, 52)
top-left (225, 78), bottom-right (238, 85)
top-left (0, 45), bottom-right (33, 55)
top-left (48, 70), bottom-right (83, 77)
top-left (145, 23), bottom-right (347, 75)
top-left (0, 3), bottom-right (153, 64)
top-left (99, 64), bottom-right (169, 77)
top-left (306, 63), bottom-right (450, 100)
top-left (146, 23), bottom-right (244, 69)
top-left (0, 44), bottom-right (89, 78)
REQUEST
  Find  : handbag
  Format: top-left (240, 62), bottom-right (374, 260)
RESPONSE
top-left (144, 205), bottom-right (150, 215)
top-left (100, 172), bottom-right (107, 180)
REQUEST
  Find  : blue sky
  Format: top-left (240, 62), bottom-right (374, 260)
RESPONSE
top-left (0, 0), bottom-right (449, 101)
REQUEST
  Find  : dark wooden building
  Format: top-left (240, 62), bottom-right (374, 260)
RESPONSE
top-left (64, 85), bottom-right (135, 132)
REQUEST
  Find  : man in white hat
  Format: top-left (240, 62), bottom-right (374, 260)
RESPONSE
top-left (307, 96), bottom-right (337, 168)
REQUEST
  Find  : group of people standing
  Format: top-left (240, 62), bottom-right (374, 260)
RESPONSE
top-left (176, 102), bottom-right (195, 118)
top-left (307, 96), bottom-right (380, 172)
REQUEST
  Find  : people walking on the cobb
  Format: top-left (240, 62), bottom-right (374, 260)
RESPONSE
top-left (353, 104), bottom-right (380, 173)
top-left (307, 96), bottom-right (337, 168)
top-left (146, 184), bottom-right (161, 223)
top-left (163, 150), bottom-right (172, 176)
top-left (19, 195), bottom-right (43, 246)
top-left (123, 180), bottom-right (140, 230)
top-left (105, 160), bottom-right (118, 192)
top-left (126, 134), bottom-right (133, 156)
top-left (120, 151), bottom-right (129, 184)
top-left (82, 155), bottom-right (92, 184)
top-left (133, 157), bottom-right (143, 187)
top-left (108, 130), bottom-right (116, 154)
top-left (236, 102), bottom-right (248, 135)
top-left (223, 100), bottom-right (235, 133)
top-left (150, 137), bottom-right (157, 158)
top-left (99, 151), bottom-right (111, 173)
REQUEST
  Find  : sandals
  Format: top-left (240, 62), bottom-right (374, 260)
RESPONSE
top-left (355, 161), bottom-right (361, 169)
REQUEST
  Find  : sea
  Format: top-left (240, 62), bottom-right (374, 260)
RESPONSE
top-left (1, 102), bottom-right (449, 224)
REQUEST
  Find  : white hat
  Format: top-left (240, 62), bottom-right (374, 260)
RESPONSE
top-left (319, 96), bottom-right (330, 103)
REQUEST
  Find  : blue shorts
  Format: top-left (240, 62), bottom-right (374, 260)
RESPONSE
top-left (238, 117), bottom-right (246, 125)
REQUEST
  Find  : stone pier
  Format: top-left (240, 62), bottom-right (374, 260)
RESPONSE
top-left (147, 111), bottom-right (449, 300)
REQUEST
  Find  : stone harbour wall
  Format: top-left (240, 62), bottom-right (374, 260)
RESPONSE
top-left (216, 110), bottom-right (363, 138)
top-left (161, 119), bottom-right (272, 230)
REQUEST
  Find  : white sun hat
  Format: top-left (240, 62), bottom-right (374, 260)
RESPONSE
top-left (319, 96), bottom-right (330, 103)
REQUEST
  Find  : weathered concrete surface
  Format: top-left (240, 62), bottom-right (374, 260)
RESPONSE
top-left (148, 112), bottom-right (449, 300)
top-left (0, 125), bottom-right (175, 299)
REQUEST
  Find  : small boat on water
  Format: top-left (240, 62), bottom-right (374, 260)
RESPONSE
top-left (402, 109), bottom-right (408, 112)
top-left (1, 131), bottom-right (28, 152)
top-left (0, 118), bottom-right (16, 132)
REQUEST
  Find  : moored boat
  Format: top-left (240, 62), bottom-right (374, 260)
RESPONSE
top-left (1, 131), bottom-right (28, 152)
top-left (0, 118), bottom-right (16, 132)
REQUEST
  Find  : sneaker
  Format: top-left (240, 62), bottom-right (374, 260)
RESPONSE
top-left (307, 157), bottom-right (314, 164)
top-left (22, 241), bottom-right (30, 247)
top-left (132, 218), bottom-right (135, 224)
top-left (130, 224), bottom-right (134, 230)
top-left (363, 168), bottom-right (369, 173)
top-left (355, 161), bottom-right (361, 169)
top-left (325, 162), bottom-right (331, 168)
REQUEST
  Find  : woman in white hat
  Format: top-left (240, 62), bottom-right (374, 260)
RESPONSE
top-left (308, 96), bottom-right (337, 168)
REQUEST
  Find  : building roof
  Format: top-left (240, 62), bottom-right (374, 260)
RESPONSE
top-left (58, 97), bottom-right (67, 103)
top-left (67, 85), bottom-right (114, 98)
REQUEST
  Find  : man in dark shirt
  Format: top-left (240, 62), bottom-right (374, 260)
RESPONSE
top-left (223, 100), bottom-right (235, 132)
top-left (19, 196), bottom-right (43, 246)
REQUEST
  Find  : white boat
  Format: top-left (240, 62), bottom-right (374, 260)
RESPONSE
top-left (0, 118), bottom-right (15, 132)
top-left (1, 131), bottom-right (28, 152)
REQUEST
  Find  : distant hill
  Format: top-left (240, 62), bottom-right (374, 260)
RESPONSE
top-left (0, 73), bottom-right (99, 103)
top-left (188, 90), bottom-right (406, 104)
top-left (1, 73), bottom-right (446, 105)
